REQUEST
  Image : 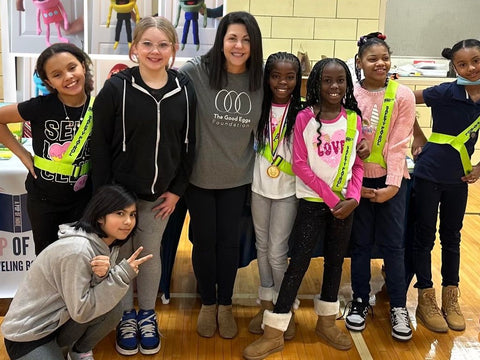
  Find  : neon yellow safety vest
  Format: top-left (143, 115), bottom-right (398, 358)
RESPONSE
top-left (363, 80), bottom-right (399, 169)
top-left (428, 114), bottom-right (480, 175)
top-left (34, 97), bottom-right (94, 177)
top-left (331, 109), bottom-right (359, 198)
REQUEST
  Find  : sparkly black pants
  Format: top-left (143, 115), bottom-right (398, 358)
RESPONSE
top-left (274, 199), bottom-right (353, 314)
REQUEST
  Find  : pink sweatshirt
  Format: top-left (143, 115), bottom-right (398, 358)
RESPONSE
top-left (292, 107), bottom-right (364, 208)
top-left (354, 82), bottom-right (415, 187)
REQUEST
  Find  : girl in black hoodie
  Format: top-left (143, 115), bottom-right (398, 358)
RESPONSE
top-left (91, 16), bottom-right (196, 356)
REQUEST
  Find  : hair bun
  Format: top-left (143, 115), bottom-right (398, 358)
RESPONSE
top-left (357, 36), bottom-right (368, 47)
top-left (377, 33), bottom-right (387, 40)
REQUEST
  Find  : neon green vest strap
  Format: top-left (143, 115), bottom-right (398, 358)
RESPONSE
top-left (34, 97), bottom-right (94, 177)
top-left (261, 126), bottom-right (294, 176)
top-left (428, 114), bottom-right (480, 175)
top-left (331, 109), bottom-right (358, 198)
top-left (364, 80), bottom-right (399, 169)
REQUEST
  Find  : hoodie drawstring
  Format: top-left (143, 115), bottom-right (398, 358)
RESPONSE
top-left (122, 79), bottom-right (127, 152)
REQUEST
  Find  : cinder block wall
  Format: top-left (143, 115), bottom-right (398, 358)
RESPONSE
top-left (226, 0), bottom-right (383, 63)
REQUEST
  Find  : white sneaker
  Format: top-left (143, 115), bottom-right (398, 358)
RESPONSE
top-left (67, 349), bottom-right (94, 360)
top-left (390, 307), bottom-right (412, 341)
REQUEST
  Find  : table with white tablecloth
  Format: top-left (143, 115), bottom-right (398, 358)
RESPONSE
top-left (0, 139), bottom-right (36, 298)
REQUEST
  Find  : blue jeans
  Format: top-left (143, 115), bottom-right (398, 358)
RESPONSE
top-left (412, 177), bottom-right (467, 289)
top-left (350, 176), bottom-right (408, 308)
top-left (251, 192), bottom-right (298, 293)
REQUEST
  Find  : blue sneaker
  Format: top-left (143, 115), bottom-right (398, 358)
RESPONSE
top-left (115, 309), bottom-right (138, 355)
top-left (137, 309), bottom-right (161, 355)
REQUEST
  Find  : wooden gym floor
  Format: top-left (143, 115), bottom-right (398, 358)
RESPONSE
top-left (1, 184), bottom-right (480, 359)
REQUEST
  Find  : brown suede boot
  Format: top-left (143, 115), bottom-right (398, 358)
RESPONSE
top-left (197, 304), bottom-right (217, 337)
top-left (243, 310), bottom-right (291, 360)
top-left (416, 288), bottom-right (448, 333)
top-left (442, 286), bottom-right (465, 331)
top-left (314, 297), bottom-right (352, 350)
top-left (218, 304), bottom-right (238, 339)
top-left (283, 312), bottom-right (296, 340)
top-left (248, 300), bottom-right (274, 334)
top-left (315, 315), bottom-right (352, 350)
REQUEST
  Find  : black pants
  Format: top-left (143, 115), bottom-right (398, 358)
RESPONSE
top-left (186, 184), bottom-right (249, 305)
top-left (412, 177), bottom-right (467, 289)
top-left (275, 200), bottom-right (353, 314)
top-left (115, 13), bottom-right (132, 42)
top-left (27, 193), bottom-right (90, 255)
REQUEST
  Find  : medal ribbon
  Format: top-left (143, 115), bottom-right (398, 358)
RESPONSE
top-left (269, 101), bottom-right (290, 159)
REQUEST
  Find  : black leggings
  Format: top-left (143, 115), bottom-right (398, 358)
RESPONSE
top-left (27, 193), bottom-right (90, 255)
top-left (275, 200), bottom-right (353, 313)
top-left (186, 184), bottom-right (249, 305)
top-left (115, 13), bottom-right (132, 42)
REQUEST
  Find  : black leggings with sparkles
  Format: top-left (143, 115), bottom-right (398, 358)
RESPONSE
top-left (274, 199), bottom-right (353, 313)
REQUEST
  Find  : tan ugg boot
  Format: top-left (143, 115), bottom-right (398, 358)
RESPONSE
top-left (442, 286), bottom-right (465, 331)
top-left (248, 286), bottom-right (274, 334)
top-left (416, 288), bottom-right (448, 332)
top-left (197, 304), bottom-right (217, 337)
top-left (314, 297), bottom-right (352, 350)
top-left (218, 304), bottom-right (238, 339)
top-left (243, 310), bottom-right (291, 360)
top-left (283, 312), bottom-right (296, 340)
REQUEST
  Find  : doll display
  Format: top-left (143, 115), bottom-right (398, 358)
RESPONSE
top-left (106, 0), bottom-right (140, 50)
top-left (174, 0), bottom-right (207, 51)
top-left (33, 0), bottom-right (69, 46)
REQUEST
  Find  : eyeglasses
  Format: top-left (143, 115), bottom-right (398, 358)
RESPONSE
top-left (138, 41), bottom-right (172, 52)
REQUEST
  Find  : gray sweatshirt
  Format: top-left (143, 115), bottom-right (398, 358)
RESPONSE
top-left (180, 57), bottom-right (263, 189)
top-left (1, 225), bottom-right (137, 342)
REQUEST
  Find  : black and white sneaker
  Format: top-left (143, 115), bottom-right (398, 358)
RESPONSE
top-left (345, 298), bottom-right (372, 331)
top-left (390, 307), bottom-right (412, 341)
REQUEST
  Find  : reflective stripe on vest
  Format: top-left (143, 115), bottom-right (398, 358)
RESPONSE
top-left (428, 114), bottom-right (480, 175)
top-left (364, 80), bottom-right (399, 169)
top-left (331, 109), bottom-right (358, 198)
top-left (34, 96), bottom-right (94, 177)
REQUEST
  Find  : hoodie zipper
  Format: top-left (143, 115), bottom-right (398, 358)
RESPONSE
top-left (130, 77), bottom-right (184, 195)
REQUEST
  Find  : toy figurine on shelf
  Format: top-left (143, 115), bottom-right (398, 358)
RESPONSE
top-left (106, 0), bottom-right (140, 50)
top-left (174, 0), bottom-right (207, 51)
top-left (33, 0), bottom-right (69, 46)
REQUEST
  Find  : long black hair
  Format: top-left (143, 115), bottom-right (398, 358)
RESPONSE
top-left (75, 185), bottom-right (138, 240)
top-left (256, 52), bottom-right (302, 152)
top-left (304, 58), bottom-right (362, 146)
top-left (203, 11), bottom-right (263, 91)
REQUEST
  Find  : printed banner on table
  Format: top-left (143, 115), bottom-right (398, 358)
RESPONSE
top-left (0, 193), bottom-right (36, 298)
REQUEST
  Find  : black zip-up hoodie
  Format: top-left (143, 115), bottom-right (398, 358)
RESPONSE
top-left (91, 67), bottom-right (196, 200)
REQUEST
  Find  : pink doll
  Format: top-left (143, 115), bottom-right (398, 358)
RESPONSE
top-left (33, 0), bottom-right (69, 46)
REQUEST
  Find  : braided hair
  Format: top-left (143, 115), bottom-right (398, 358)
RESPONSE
top-left (355, 32), bottom-right (391, 81)
top-left (304, 58), bottom-right (362, 146)
top-left (256, 52), bottom-right (303, 152)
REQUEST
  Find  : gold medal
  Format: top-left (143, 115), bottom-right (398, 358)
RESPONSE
top-left (267, 165), bottom-right (280, 178)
